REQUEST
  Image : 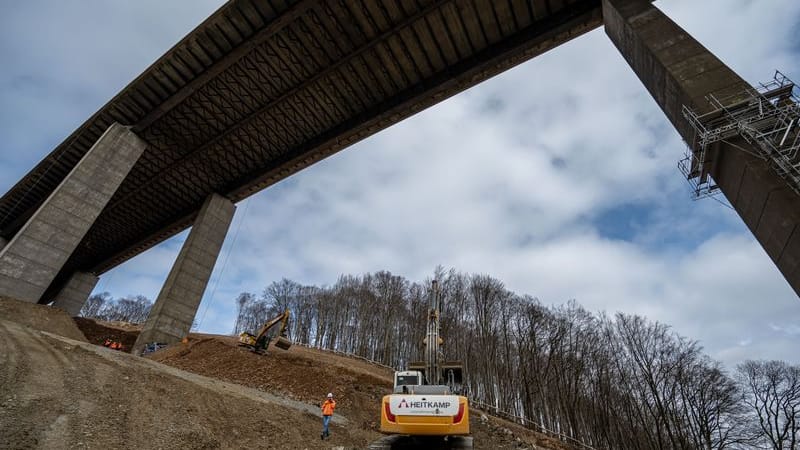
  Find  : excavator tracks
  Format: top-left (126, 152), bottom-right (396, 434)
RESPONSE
top-left (368, 435), bottom-right (473, 449)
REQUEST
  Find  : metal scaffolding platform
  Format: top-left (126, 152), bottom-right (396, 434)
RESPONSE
top-left (679, 71), bottom-right (800, 199)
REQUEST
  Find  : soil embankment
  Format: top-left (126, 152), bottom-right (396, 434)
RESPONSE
top-left (1, 297), bottom-right (573, 449)
top-left (73, 317), bottom-right (140, 352)
top-left (0, 317), bottom-right (337, 449)
top-left (0, 295), bottom-right (87, 342)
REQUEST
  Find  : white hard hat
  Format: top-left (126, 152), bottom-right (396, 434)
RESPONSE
top-left (327, 393), bottom-right (333, 398)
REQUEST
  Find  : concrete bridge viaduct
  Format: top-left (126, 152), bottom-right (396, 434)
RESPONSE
top-left (1, 0), bottom-right (798, 353)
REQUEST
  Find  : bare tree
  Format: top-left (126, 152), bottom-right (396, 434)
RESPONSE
top-left (737, 360), bottom-right (800, 449)
top-left (232, 292), bottom-right (255, 334)
top-left (111, 295), bottom-right (152, 323)
top-left (226, 268), bottom-right (797, 450)
top-left (79, 291), bottom-right (111, 318)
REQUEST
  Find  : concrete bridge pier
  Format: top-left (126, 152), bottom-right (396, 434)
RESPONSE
top-left (603, 0), bottom-right (800, 296)
top-left (132, 193), bottom-right (235, 354)
top-left (0, 123), bottom-right (146, 303)
top-left (52, 271), bottom-right (99, 316)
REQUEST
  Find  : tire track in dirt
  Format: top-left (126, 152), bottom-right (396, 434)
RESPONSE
top-left (0, 321), bottom-right (143, 448)
top-left (0, 321), bottom-right (20, 391)
top-left (21, 322), bottom-right (71, 440)
top-left (0, 320), bottom-right (30, 446)
top-left (0, 320), bottom-right (72, 448)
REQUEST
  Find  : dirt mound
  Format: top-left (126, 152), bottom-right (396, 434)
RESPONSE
top-left (149, 336), bottom-right (574, 449)
top-left (2, 298), bottom-right (572, 449)
top-left (0, 318), bottom-right (338, 449)
top-left (0, 296), bottom-right (87, 342)
top-left (74, 317), bottom-right (140, 352)
top-left (149, 337), bottom-right (389, 447)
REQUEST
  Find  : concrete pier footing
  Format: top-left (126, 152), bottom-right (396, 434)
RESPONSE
top-left (132, 193), bottom-right (235, 354)
top-left (0, 123), bottom-right (146, 303)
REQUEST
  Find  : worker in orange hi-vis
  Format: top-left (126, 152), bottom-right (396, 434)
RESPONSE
top-left (321, 392), bottom-right (336, 440)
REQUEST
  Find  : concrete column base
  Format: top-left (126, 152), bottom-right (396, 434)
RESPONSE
top-left (0, 123), bottom-right (146, 303)
top-left (132, 193), bottom-right (235, 354)
top-left (52, 271), bottom-right (99, 316)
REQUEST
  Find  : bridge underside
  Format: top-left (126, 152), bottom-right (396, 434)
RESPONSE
top-left (0, 0), bottom-right (605, 301)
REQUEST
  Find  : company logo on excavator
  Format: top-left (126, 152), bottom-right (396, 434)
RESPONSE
top-left (397, 398), bottom-right (452, 409)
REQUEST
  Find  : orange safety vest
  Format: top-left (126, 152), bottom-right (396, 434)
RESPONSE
top-left (321, 399), bottom-right (336, 416)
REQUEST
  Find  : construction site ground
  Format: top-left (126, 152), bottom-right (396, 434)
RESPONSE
top-left (0, 296), bottom-right (573, 449)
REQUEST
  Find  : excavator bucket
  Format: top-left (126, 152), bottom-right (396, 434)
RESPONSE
top-left (273, 336), bottom-right (292, 350)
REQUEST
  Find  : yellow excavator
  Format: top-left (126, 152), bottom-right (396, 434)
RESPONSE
top-left (238, 309), bottom-right (292, 354)
top-left (377, 280), bottom-right (472, 449)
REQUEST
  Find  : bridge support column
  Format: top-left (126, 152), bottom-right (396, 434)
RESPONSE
top-left (51, 271), bottom-right (99, 316)
top-left (0, 123), bottom-right (146, 303)
top-left (133, 193), bottom-right (235, 354)
top-left (603, 0), bottom-right (800, 296)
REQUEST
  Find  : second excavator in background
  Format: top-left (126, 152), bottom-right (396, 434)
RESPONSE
top-left (238, 308), bottom-right (292, 354)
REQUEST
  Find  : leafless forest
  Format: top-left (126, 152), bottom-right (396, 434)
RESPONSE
top-left (83, 268), bottom-right (799, 449)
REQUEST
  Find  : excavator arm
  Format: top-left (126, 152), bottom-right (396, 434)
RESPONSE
top-left (254, 309), bottom-right (290, 339)
top-left (408, 281), bottom-right (464, 393)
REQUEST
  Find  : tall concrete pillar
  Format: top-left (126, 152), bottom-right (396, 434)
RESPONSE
top-left (51, 271), bottom-right (99, 316)
top-left (133, 193), bottom-right (235, 354)
top-left (603, 0), bottom-right (800, 296)
top-left (0, 123), bottom-right (147, 303)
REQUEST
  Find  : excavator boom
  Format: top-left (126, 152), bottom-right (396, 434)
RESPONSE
top-left (407, 281), bottom-right (464, 393)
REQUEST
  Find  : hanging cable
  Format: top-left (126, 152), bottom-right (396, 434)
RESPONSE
top-left (197, 197), bottom-right (251, 330)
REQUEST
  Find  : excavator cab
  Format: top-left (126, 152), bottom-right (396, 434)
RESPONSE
top-left (407, 360), bottom-right (464, 394)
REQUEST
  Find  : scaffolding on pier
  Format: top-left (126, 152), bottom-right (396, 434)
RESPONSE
top-left (679, 71), bottom-right (800, 200)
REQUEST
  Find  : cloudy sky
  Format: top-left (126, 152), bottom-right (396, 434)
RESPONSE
top-left (1, 1), bottom-right (799, 368)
